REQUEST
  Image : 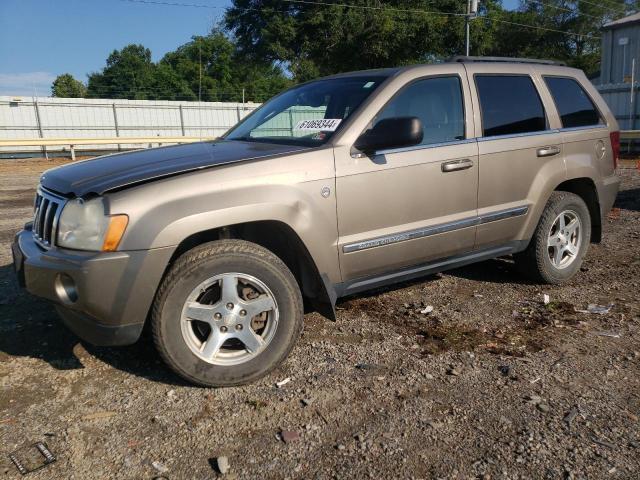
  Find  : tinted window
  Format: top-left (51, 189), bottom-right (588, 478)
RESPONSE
top-left (544, 77), bottom-right (602, 128)
top-left (476, 75), bottom-right (547, 137)
top-left (373, 76), bottom-right (465, 146)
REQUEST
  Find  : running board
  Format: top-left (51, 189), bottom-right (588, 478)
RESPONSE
top-left (334, 242), bottom-right (526, 298)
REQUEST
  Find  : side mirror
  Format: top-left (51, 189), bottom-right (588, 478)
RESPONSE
top-left (354, 117), bottom-right (423, 154)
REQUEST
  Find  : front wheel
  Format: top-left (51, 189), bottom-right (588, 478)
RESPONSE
top-left (151, 240), bottom-right (304, 387)
top-left (514, 191), bottom-right (591, 284)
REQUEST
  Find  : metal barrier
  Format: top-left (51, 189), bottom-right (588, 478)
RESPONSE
top-left (3, 130), bottom-right (638, 161)
top-left (621, 130), bottom-right (640, 139)
top-left (0, 136), bottom-right (215, 160)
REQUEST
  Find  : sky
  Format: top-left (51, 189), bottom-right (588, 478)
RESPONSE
top-left (0, 0), bottom-right (520, 97)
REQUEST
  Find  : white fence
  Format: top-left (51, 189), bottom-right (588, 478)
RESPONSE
top-left (0, 96), bottom-right (260, 155)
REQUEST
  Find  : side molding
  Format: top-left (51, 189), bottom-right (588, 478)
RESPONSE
top-left (343, 206), bottom-right (529, 254)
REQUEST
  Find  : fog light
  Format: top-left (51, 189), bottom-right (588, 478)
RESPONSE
top-left (55, 273), bottom-right (78, 304)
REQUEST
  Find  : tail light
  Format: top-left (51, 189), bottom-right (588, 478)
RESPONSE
top-left (609, 130), bottom-right (620, 169)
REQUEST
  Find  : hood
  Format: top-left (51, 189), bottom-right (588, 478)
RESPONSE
top-left (40, 140), bottom-right (311, 197)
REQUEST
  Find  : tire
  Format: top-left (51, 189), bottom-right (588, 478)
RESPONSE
top-left (514, 191), bottom-right (591, 284)
top-left (151, 240), bottom-right (304, 387)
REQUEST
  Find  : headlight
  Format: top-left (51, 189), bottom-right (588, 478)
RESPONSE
top-left (57, 197), bottom-right (128, 252)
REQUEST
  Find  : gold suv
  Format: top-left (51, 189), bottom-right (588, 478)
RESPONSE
top-left (13, 57), bottom-right (621, 386)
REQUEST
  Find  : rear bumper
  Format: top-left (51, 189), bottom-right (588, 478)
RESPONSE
top-left (599, 174), bottom-right (622, 221)
top-left (12, 226), bottom-right (175, 346)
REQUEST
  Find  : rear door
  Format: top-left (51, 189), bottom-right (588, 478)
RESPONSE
top-left (542, 75), bottom-right (612, 177)
top-left (465, 64), bottom-right (565, 250)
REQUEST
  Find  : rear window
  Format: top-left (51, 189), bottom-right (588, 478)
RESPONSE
top-left (475, 75), bottom-right (547, 137)
top-left (544, 77), bottom-right (602, 128)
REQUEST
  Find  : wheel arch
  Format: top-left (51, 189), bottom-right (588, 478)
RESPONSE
top-left (554, 177), bottom-right (601, 243)
top-left (163, 220), bottom-right (337, 320)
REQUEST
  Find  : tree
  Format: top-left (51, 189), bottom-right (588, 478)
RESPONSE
top-left (51, 74), bottom-right (87, 97)
top-left (225, 0), bottom-right (636, 81)
top-left (87, 44), bottom-right (159, 99)
top-left (160, 29), bottom-right (291, 102)
top-left (84, 32), bottom-right (290, 102)
top-left (225, 0), bottom-right (496, 81)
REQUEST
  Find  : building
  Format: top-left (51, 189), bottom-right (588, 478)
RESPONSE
top-left (597, 12), bottom-right (639, 132)
top-left (600, 12), bottom-right (640, 85)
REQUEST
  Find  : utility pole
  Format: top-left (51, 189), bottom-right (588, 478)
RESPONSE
top-left (465, 0), bottom-right (479, 56)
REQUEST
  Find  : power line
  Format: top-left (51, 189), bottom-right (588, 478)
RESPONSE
top-left (482, 14), bottom-right (600, 38)
top-left (118, 0), bottom-right (601, 40)
top-left (527, 0), bottom-right (605, 20)
top-left (579, 0), bottom-right (627, 14)
top-left (282, 0), bottom-right (602, 38)
top-left (282, 0), bottom-right (466, 17)
top-left (119, 0), bottom-right (223, 9)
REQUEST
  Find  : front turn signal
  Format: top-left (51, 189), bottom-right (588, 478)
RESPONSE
top-left (102, 215), bottom-right (129, 252)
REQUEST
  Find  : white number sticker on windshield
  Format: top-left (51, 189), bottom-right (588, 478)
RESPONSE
top-left (294, 119), bottom-right (342, 131)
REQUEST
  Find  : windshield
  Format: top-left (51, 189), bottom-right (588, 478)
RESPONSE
top-left (224, 76), bottom-right (387, 146)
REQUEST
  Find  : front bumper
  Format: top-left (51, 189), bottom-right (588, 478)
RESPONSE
top-left (12, 226), bottom-right (175, 346)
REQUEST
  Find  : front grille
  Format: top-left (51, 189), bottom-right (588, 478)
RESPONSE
top-left (32, 187), bottom-right (66, 248)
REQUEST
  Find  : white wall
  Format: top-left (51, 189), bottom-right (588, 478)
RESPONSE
top-left (0, 96), bottom-right (260, 154)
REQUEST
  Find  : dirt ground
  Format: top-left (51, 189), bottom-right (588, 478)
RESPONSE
top-left (0, 158), bottom-right (639, 480)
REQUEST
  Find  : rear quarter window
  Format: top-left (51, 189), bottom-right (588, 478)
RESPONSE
top-left (475, 75), bottom-right (547, 137)
top-left (543, 76), bottom-right (603, 128)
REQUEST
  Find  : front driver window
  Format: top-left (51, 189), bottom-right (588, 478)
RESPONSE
top-left (371, 76), bottom-right (465, 147)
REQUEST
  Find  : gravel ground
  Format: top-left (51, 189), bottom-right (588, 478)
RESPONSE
top-left (0, 158), bottom-right (639, 480)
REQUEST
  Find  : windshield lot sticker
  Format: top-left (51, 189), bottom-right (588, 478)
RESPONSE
top-left (295, 119), bottom-right (342, 131)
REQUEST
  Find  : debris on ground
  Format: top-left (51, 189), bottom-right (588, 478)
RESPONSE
top-left (8, 442), bottom-right (56, 475)
top-left (275, 377), bottom-right (291, 388)
top-left (576, 304), bottom-right (614, 315)
top-left (151, 461), bottom-right (168, 473)
top-left (82, 411), bottom-right (117, 421)
top-left (591, 436), bottom-right (616, 450)
top-left (563, 406), bottom-right (579, 425)
top-left (280, 430), bottom-right (300, 443)
top-left (590, 330), bottom-right (622, 338)
top-left (420, 305), bottom-right (434, 314)
top-left (213, 456), bottom-right (230, 475)
top-left (246, 399), bottom-right (267, 409)
top-left (543, 294), bottom-right (550, 305)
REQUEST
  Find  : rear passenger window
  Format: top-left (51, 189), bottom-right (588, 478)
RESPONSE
top-left (374, 76), bottom-right (465, 146)
top-left (475, 75), bottom-right (547, 137)
top-left (544, 77), bottom-right (602, 128)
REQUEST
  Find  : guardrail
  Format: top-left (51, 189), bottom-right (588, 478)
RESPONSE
top-left (0, 136), bottom-right (216, 160)
top-left (2, 130), bottom-right (639, 161)
top-left (621, 130), bottom-right (640, 139)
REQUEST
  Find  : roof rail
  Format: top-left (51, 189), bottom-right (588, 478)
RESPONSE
top-left (449, 56), bottom-right (566, 66)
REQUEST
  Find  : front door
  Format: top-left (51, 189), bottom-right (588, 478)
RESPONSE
top-left (334, 70), bottom-right (479, 281)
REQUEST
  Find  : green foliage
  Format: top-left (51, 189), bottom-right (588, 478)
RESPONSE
top-left (51, 73), bottom-right (87, 98)
top-left (226, 0), bottom-right (638, 81)
top-left (76, 0), bottom-right (640, 102)
top-left (160, 29), bottom-right (291, 102)
top-left (85, 31), bottom-right (290, 102)
top-left (87, 44), bottom-right (195, 100)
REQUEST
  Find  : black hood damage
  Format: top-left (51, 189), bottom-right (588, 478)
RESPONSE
top-left (40, 140), bottom-right (310, 197)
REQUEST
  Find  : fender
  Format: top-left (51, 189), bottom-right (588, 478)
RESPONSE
top-left (107, 147), bottom-right (342, 286)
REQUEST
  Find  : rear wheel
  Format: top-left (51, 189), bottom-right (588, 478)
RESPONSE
top-left (514, 191), bottom-right (591, 284)
top-left (151, 240), bottom-right (303, 387)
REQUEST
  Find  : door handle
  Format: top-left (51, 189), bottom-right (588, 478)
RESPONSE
top-left (441, 158), bottom-right (474, 172)
top-left (536, 146), bottom-right (561, 157)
